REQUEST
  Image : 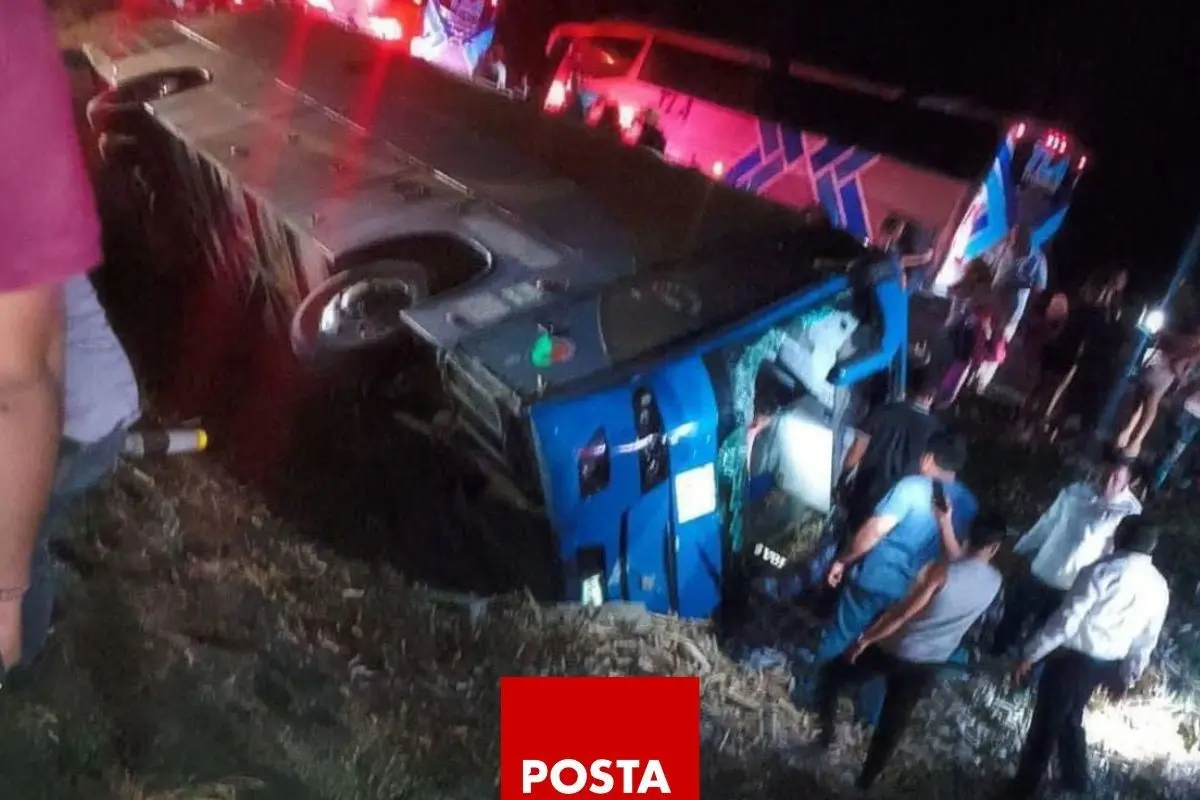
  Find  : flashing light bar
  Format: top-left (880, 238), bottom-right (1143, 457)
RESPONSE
top-left (1044, 130), bottom-right (1070, 155)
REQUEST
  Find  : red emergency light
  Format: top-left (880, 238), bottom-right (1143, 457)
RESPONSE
top-left (1044, 130), bottom-right (1069, 155)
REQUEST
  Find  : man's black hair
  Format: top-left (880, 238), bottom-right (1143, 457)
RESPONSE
top-left (967, 511), bottom-right (1008, 551)
top-left (927, 431), bottom-right (967, 473)
top-left (1113, 516), bottom-right (1159, 556)
top-left (909, 364), bottom-right (940, 399)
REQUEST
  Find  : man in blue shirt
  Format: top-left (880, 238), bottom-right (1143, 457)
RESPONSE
top-left (817, 432), bottom-right (978, 664)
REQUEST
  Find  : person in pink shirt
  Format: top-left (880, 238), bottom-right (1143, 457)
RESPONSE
top-left (0, 0), bottom-right (103, 672)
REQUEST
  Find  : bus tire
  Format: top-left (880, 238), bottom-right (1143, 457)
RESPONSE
top-left (289, 259), bottom-right (430, 362)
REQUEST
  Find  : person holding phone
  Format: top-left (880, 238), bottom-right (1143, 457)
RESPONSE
top-left (814, 432), bottom-right (977, 667)
top-left (815, 514), bottom-right (1007, 790)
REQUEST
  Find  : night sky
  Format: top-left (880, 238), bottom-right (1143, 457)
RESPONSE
top-left (507, 0), bottom-right (1200, 300)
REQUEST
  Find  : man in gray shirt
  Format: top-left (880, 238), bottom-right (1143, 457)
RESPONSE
top-left (815, 513), bottom-right (1007, 790)
top-left (20, 273), bottom-right (139, 667)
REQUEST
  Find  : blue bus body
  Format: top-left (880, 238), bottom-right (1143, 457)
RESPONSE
top-left (453, 239), bottom-right (908, 617)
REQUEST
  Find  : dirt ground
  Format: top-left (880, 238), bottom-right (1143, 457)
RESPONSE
top-left (5, 3), bottom-right (1200, 798)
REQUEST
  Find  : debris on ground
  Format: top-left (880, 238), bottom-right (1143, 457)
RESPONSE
top-left (0, 431), bottom-right (1196, 798)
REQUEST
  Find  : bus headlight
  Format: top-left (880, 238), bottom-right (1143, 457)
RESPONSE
top-left (675, 462), bottom-right (716, 525)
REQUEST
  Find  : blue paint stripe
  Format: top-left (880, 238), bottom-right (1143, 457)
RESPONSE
top-left (759, 121), bottom-right (781, 159)
top-left (747, 155), bottom-right (785, 191)
top-left (810, 140), bottom-right (848, 172)
top-left (781, 128), bottom-right (805, 162)
top-left (816, 174), bottom-right (843, 227)
top-left (839, 181), bottom-right (869, 239)
top-left (996, 141), bottom-right (1017, 225)
top-left (833, 150), bottom-right (877, 180)
top-left (1033, 205), bottom-right (1069, 248)
top-left (727, 150), bottom-right (761, 186)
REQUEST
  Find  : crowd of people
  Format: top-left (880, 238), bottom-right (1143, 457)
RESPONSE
top-left (778, 228), bottom-right (1186, 794)
top-left (790, 361), bottom-right (1170, 795)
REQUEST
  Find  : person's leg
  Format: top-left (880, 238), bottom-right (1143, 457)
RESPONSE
top-left (1055, 655), bottom-right (1112, 792)
top-left (1126, 386), bottom-right (1168, 457)
top-left (813, 583), bottom-right (893, 665)
top-left (991, 573), bottom-right (1048, 656)
top-left (1026, 583), bottom-right (1068, 636)
top-left (18, 491), bottom-right (70, 667)
top-left (814, 648), bottom-right (877, 746)
top-left (1115, 386), bottom-right (1149, 450)
top-left (858, 659), bottom-right (935, 789)
top-left (1156, 413), bottom-right (1200, 490)
top-left (1014, 651), bottom-right (1079, 795)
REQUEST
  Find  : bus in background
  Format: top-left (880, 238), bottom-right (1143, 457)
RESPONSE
top-left (541, 20), bottom-right (1088, 294)
top-left (410, 0), bottom-right (503, 79)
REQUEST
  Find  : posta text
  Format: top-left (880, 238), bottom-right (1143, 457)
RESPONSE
top-left (501, 677), bottom-right (700, 799)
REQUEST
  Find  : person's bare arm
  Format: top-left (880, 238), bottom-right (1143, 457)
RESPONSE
top-left (840, 514), bottom-right (899, 566)
top-left (840, 431), bottom-right (871, 477)
top-left (858, 562), bottom-right (949, 648)
top-left (0, 284), bottom-right (64, 665)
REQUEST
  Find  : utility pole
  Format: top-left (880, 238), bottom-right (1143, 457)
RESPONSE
top-left (1092, 210), bottom-right (1200, 450)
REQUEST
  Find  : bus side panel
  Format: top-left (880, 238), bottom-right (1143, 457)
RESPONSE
top-left (528, 385), bottom-right (649, 606)
top-left (530, 356), bottom-right (722, 616)
top-left (644, 359), bottom-right (722, 619)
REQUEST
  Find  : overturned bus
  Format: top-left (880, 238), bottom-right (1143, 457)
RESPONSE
top-left (82, 8), bottom-right (907, 619)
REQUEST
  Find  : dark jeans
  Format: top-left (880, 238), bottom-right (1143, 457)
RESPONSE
top-left (813, 580), bottom-right (901, 664)
top-left (991, 573), bottom-right (1067, 656)
top-left (20, 428), bottom-right (126, 666)
top-left (1015, 648), bottom-right (1120, 795)
top-left (816, 645), bottom-right (937, 789)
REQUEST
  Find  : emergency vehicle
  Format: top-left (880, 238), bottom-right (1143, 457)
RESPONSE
top-left (81, 9), bottom-right (908, 618)
top-left (542, 20), bottom-right (1088, 292)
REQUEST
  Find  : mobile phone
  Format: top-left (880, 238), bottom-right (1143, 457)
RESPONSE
top-left (932, 480), bottom-right (949, 513)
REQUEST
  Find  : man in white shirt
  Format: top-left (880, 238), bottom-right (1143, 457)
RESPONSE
top-left (19, 274), bottom-right (140, 668)
top-left (1009, 518), bottom-right (1168, 796)
top-left (990, 458), bottom-right (1140, 656)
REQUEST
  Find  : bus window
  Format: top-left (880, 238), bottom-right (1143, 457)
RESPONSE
top-left (572, 37), bottom-right (645, 81)
top-left (637, 43), bottom-right (765, 110)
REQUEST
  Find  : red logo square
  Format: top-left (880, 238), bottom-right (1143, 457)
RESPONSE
top-left (500, 676), bottom-right (700, 799)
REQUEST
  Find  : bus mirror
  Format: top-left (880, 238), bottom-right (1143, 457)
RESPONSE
top-left (827, 259), bottom-right (906, 386)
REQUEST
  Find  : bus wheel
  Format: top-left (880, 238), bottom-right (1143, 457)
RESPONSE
top-left (86, 66), bottom-right (212, 136)
top-left (289, 259), bottom-right (430, 362)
